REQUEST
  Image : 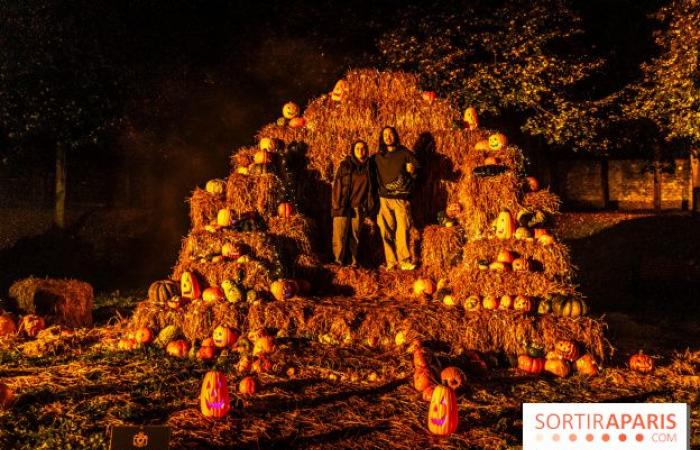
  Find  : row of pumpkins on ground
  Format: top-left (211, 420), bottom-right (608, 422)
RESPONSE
top-left (0, 312), bottom-right (50, 339)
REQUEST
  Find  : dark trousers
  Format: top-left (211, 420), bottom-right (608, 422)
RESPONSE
top-left (332, 207), bottom-right (362, 265)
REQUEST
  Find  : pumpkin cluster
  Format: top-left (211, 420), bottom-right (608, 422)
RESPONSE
top-left (516, 340), bottom-right (600, 378)
top-left (0, 312), bottom-right (47, 340)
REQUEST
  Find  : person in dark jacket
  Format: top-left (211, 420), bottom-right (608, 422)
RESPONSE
top-left (372, 126), bottom-right (419, 270)
top-left (331, 140), bottom-right (374, 266)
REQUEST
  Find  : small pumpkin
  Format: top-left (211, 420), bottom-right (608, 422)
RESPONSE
top-left (0, 314), bottom-right (17, 337)
top-left (239, 376), bottom-right (258, 394)
top-left (216, 208), bottom-right (233, 228)
top-left (514, 227), bottom-right (532, 240)
top-left (538, 234), bottom-right (555, 246)
top-left (512, 258), bottom-right (531, 272)
top-left (282, 102), bottom-right (300, 119)
top-left (134, 327), bottom-right (154, 345)
top-left (518, 354), bottom-right (545, 375)
top-left (20, 315), bottom-right (45, 338)
top-left (488, 133), bottom-right (508, 151)
top-left (253, 150), bottom-right (272, 165)
top-left (498, 295), bottom-right (513, 310)
top-left (253, 336), bottom-right (276, 356)
top-left (489, 261), bottom-right (511, 272)
top-left (554, 339), bottom-right (579, 362)
top-left (513, 295), bottom-right (533, 312)
top-left (413, 278), bottom-right (436, 297)
top-left (270, 279), bottom-right (297, 301)
top-left (414, 368), bottom-right (436, 392)
top-left (166, 339), bottom-right (190, 358)
top-left (482, 295), bottom-right (498, 310)
top-left (474, 140), bottom-right (490, 151)
top-left (496, 249), bottom-right (515, 264)
top-left (463, 294), bottom-right (481, 312)
top-left (536, 298), bottom-right (552, 315)
top-left (494, 210), bottom-right (516, 240)
top-left (288, 117), bottom-right (306, 129)
top-left (422, 91), bottom-right (437, 103)
top-left (463, 107), bottom-right (479, 130)
top-left (205, 179), bottom-right (226, 195)
top-left (330, 80), bottom-right (348, 101)
top-left (212, 326), bottom-right (239, 348)
top-left (544, 358), bottom-right (571, 378)
top-left (575, 354), bottom-right (599, 376)
top-left (277, 202), bottom-right (294, 218)
top-left (428, 384), bottom-right (459, 436)
top-left (556, 298), bottom-right (588, 318)
top-left (629, 351), bottom-right (654, 374)
top-left (221, 280), bottom-right (243, 303)
top-left (180, 271), bottom-right (201, 301)
top-left (196, 344), bottom-right (217, 361)
top-left (0, 383), bottom-right (14, 409)
top-left (525, 176), bottom-right (540, 192)
top-left (202, 287), bottom-right (225, 304)
top-left (200, 371), bottom-right (230, 419)
top-left (148, 280), bottom-right (179, 305)
top-left (533, 228), bottom-right (550, 239)
top-left (440, 367), bottom-right (466, 390)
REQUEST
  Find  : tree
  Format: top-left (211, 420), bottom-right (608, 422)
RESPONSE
top-left (377, 0), bottom-right (617, 151)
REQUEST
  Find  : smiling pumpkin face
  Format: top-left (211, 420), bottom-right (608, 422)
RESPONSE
top-left (282, 102), bottom-right (300, 119)
top-left (488, 133), bottom-right (508, 150)
top-left (428, 384), bottom-right (458, 436)
top-left (331, 80), bottom-right (348, 101)
top-left (180, 271), bottom-right (201, 300)
top-left (200, 371), bottom-right (230, 419)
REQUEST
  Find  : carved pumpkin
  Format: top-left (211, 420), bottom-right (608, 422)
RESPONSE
top-left (525, 176), bottom-right (540, 192)
top-left (0, 314), bottom-right (17, 337)
top-left (544, 358), bottom-right (571, 378)
top-left (575, 354), bottom-right (599, 376)
top-left (463, 294), bottom-right (481, 312)
top-left (629, 351), bottom-right (654, 374)
top-left (221, 242), bottom-right (243, 259)
top-left (445, 202), bottom-right (461, 219)
top-left (422, 91), bottom-right (437, 103)
top-left (554, 340), bottom-right (579, 361)
top-left (277, 202), bottom-right (294, 218)
top-left (282, 102), bottom-right (300, 119)
top-left (239, 376), bottom-right (257, 394)
top-left (474, 140), bottom-right (489, 151)
top-left (463, 107), bottom-right (479, 130)
top-left (288, 117), bottom-right (306, 129)
top-left (331, 80), bottom-right (348, 101)
top-left (498, 295), bottom-right (513, 310)
top-left (428, 384), bottom-right (458, 436)
top-left (212, 326), bottom-right (239, 348)
top-left (482, 295), bottom-right (498, 310)
top-left (270, 279), bottom-right (296, 301)
top-left (514, 227), bottom-right (532, 240)
top-left (494, 210), bottom-right (516, 240)
top-left (440, 367), bottom-right (466, 390)
top-left (200, 371), bottom-right (230, 419)
top-left (202, 287), bottom-right (225, 304)
top-left (488, 133), bottom-right (508, 151)
top-left (134, 327), bottom-right (154, 345)
top-left (180, 271), bottom-right (201, 301)
top-left (20, 315), bottom-right (45, 337)
top-left (414, 368), bottom-right (435, 392)
top-left (496, 249), bottom-right (515, 264)
top-left (205, 179), bottom-right (226, 195)
top-left (166, 339), bottom-right (190, 358)
top-left (513, 295), bottom-right (533, 312)
top-left (0, 383), bottom-right (14, 409)
top-left (413, 278), bottom-right (436, 297)
top-left (253, 336), bottom-right (276, 356)
top-left (556, 298), bottom-right (588, 318)
top-left (148, 280), bottom-right (179, 305)
top-left (518, 354), bottom-right (545, 374)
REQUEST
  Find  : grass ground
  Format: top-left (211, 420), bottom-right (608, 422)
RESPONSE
top-left (0, 210), bottom-right (698, 449)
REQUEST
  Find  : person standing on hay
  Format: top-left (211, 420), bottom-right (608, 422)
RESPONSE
top-left (331, 140), bottom-right (375, 267)
top-left (372, 126), bottom-right (419, 271)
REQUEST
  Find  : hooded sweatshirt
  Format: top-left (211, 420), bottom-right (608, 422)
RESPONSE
top-left (331, 151), bottom-right (374, 217)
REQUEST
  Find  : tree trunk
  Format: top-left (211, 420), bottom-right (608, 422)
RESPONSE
top-left (691, 148), bottom-right (700, 215)
top-left (54, 145), bottom-right (66, 228)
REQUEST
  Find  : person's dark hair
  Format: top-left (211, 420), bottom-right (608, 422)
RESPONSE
top-left (350, 139), bottom-right (368, 155)
top-left (378, 126), bottom-right (399, 154)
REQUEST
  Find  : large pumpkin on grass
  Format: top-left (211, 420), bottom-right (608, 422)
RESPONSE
top-left (629, 351), bottom-right (654, 374)
top-left (428, 384), bottom-right (458, 436)
top-left (180, 271), bottom-right (201, 301)
top-left (0, 314), bottom-right (17, 337)
top-left (205, 179), bottom-right (226, 195)
top-left (494, 210), bottom-right (516, 239)
top-left (148, 280), bottom-right (179, 305)
top-left (20, 315), bottom-right (45, 338)
top-left (200, 371), bottom-right (230, 419)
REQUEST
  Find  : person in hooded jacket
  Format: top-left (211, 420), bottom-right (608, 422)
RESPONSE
top-left (331, 140), bottom-right (375, 266)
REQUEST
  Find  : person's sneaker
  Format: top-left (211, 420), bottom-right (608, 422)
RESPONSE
top-left (399, 262), bottom-right (416, 271)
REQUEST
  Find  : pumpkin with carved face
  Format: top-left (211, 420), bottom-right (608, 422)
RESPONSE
top-left (331, 80), bottom-right (348, 101)
top-left (629, 351), bottom-right (654, 374)
top-left (488, 133), bottom-right (508, 151)
top-left (180, 271), bottom-right (201, 301)
top-left (212, 326), bottom-right (239, 348)
top-left (282, 102), bottom-right (300, 119)
top-left (20, 315), bottom-right (45, 338)
top-left (428, 384), bottom-right (458, 436)
top-left (200, 371), bottom-right (230, 419)
top-left (554, 339), bottom-right (579, 362)
top-left (463, 294), bottom-right (481, 312)
top-left (463, 107), bottom-right (479, 130)
top-left (495, 210), bottom-right (516, 240)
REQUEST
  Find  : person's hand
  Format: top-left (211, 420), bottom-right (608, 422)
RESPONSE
top-left (406, 162), bottom-right (415, 174)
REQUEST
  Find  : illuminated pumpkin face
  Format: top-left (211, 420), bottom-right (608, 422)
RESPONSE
top-left (331, 80), bottom-right (348, 101)
top-left (629, 352), bottom-right (654, 374)
top-left (180, 271), bottom-right (201, 300)
top-left (463, 107), bottom-right (479, 130)
top-left (463, 295), bottom-right (481, 312)
top-left (495, 210), bottom-right (515, 240)
top-left (282, 102), bottom-right (300, 119)
top-left (488, 133), bottom-right (508, 150)
top-left (555, 339), bottom-right (579, 361)
top-left (200, 371), bottom-right (230, 419)
top-left (428, 385), bottom-right (458, 436)
top-left (212, 326), bottom-right (239, 348)
top-left (20, 315), bottom-right (45, 338)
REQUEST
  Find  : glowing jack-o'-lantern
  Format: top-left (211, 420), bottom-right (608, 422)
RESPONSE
top-left (180, 271), bottom-right (201, 301)
top-left (554, 339), bottom-right (579, 361)
top-left (20, 315), bottom-right (45, 338)
top-left (463, 107), bottom-right (479, 130)
top-left (331, 80), bottom-right (348, 101)
top-left (629, 351), bottom-right (654, 374)
top-left (282, 102), bottom-right (300, 119)
top-left (212, 326), bottom-right (239, 348)
top-left (428, 384), bottom-right (458, 436)
top-left (488, 133), bottom-right (508, 150)
top-left (205, 179), bottom-right (226, 195)
top-left (0, 314), bottom-right (17, 337)
top-left (494, 210), bottom-right (516, 240)
top-left (200, 371), bottom-right (230, 419)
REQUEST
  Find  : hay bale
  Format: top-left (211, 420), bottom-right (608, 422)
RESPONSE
top-left (9, 277), bottom-right (93, 328)
top-left (181, 230), bottom-right (280, 265)
top-left (421, 225), bottom-right (465, 279)
top-left (172, 258), bottom-right (273, 292)
top-left (447, 267), bottom-right (576, 301)
top-left (267, 214), bottom-right (318, 263)
top-left (189, 188), bottom-right (225, 231)
top-left (225, 173), bottom-right (283, 217)
top-left (523, 189), bottom-right (561, 214)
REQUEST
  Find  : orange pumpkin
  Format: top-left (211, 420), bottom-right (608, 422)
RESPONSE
top-left (512, 258), bottom-right (531, 272)
top-left (518, 354), bottom-right (545, 374)
top-left (489, 261), bottom-right (511, 272)
top-left (134, 327), bottom-right (154, 345)
top-left (288, 117), bottom-right (306, 129)
top-left (545, 358), bottom-right (571, 378)
top-left (202, 287), bottom-right (225, 304)
top-left (414, 368), bottom-right (435, 392)
top-left (259, 137), bottom-right (275, 152)
top-left (440, 367), bottom-right (466, 390)
top-left (554, 339), bottom-right (579, 361)
top-left (331, 80), bottom-right (348, 101)
top-left (277, 202), bottom-right (294, 218)
top-left (0, 383), bottom-right (14, 409)
top-left (200, 371), bottom-right (230, 419)
top-left (166, 339), bottom-right (190, 358)
top-left (575, 354), bottom-right (599, 376)
top-left (20, 315), bottom-right (45, 338)
top-left (252, 336), bottom-right (276, 356)
top-left (212, 326), bottom-right (239, 348)
top-left (526, 176), bottom-right (540, 192)
top-left (413, 278), bottom-right (436, 297)
top-left (498, 295), bottom-right (513, 310)
top-left (494, 210), bottom-right (516, 240)
top-left (180, 271), bottom-right (201, 300)
top-left (239, 376), bottom-right (257, 394)
top-left (270, 279), bottom-right (297, 301)
top-left (422, 91), bottom-right (437, 103)
top-left (514, 227), bottom-right (532, 240)
top-left (0, 314), bottom-right (17, 337)
top-left (463, 294), bottom-right (481, 312)
top-left (538, 234), bottom-right (555, 246)
top-left (488, 133), bottom-right (508, 150)
top-left (282, 102), bottom-right (300, 119)
top-left (463, 107), bottom-right (479, 130)
top-left (148, 280), bottom-right (179, 305)
top-left (482, 295), bottom-right (498, 310)
top-left (196, 345), bottom-right (217, 361)
top-left (216, 208), bottom-right (233, 227)
top-left (496, 249), bottom-right (515, 264)
top-left (629, 351), bottom-right (654, 374)
top-left (533, 228), bottom-right (550, 238)
top-left (513, 295), bottom-right (533, 312)
top-left (205, 179), bottom-right (226, 195)
top-left (428, 384), bottom-right (459, 436)
top-left (253, 150), bottom-right (272, 165)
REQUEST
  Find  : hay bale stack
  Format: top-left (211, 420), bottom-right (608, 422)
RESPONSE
top-left (9, 277), bottom-right (93, 328)
top-left (180, 230), bottom-right (280, 266)
top-left (189, 188), bottom-right (225, 231)
top-left (225, 173), bottom-right (283, 217)
top-left (172, 258), bottom-right (273, 292)
top-left (447, 268), bottom-right (577, 301)
top-left (267, 215), bottom-right (319, 266)
top-left (420, 225), bottom-right (465, 279)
